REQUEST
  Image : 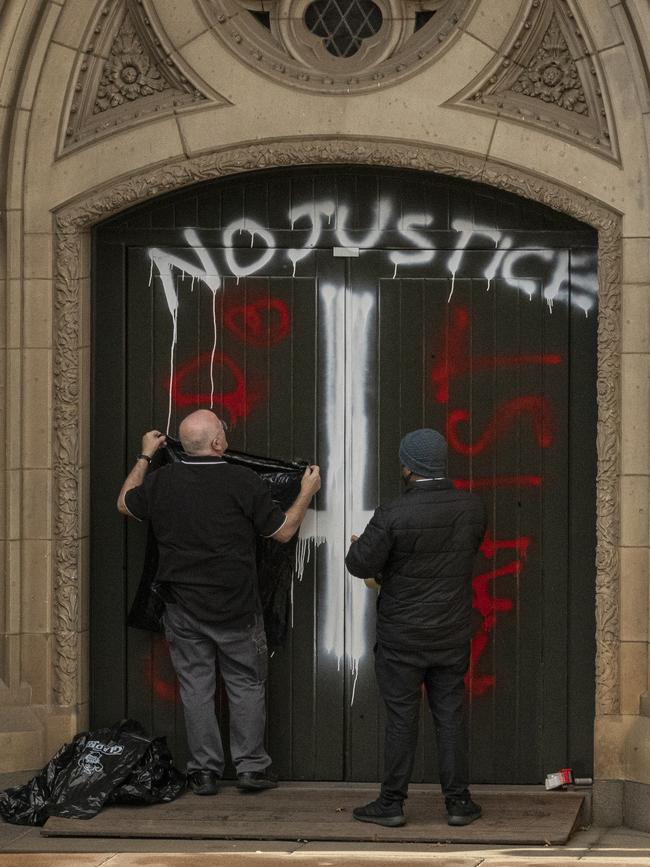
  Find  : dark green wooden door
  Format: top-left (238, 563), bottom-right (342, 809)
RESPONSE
top-left (92, 166), bottom-right (597, 782)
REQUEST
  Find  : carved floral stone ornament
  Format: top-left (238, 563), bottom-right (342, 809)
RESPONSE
top-left (198, 0), bottom-right (476, 93)
top-left (446, 0), bottom-right (619, 162)
top-left (94, 15), bottom-right (170, 111)
top-left (59, 0), bottom-right (229, 155)
top-left (513, 17), bottom-right (586, 112)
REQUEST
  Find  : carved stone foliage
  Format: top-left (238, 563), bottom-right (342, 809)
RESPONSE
top-left (447, 0), bottom-right (619, 163)
top-left (513, 16), bottom-right (586, 112)
top-left (60, 0), bottom-right (229, 155)
top-left (198, 0), bottom-right (476, 94)
top-left (94, 12), bottom-right (171, 112)
top-left (54, 138), bottom-right (621, 714)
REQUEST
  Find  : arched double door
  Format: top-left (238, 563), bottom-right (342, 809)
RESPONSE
top-left (91, 166), bottom-right (597, 783)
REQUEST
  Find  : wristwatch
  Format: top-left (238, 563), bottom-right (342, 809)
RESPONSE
top-left (136, 453), bottom-right (152, 464)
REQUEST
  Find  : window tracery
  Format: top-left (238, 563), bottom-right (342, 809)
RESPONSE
top-left (198, 0), bottom-right (473, 93)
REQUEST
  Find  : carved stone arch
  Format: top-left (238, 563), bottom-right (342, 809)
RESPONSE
top-left (53, 137), bottom-right (621, 713)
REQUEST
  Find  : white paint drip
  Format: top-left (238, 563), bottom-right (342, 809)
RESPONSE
top-left (166, 305), bottom-right (178, 434)
top-left (345, 290), bottom-right (375, 696)
top-left (288, 201), bottom-right (336, 273)
top-left (148, 231), bottom-right (222, 432)
top-left (484, 236), bottom-right (513, 286)
top-left (448, 272), bottom-right (456, 303)
top-left (502, 247), bottom-right (553, 302)
top-left (319, 283), bottom-right (347, 667)
top-left (388, 213), bottom-right (435, 276)
top-left (223, 219), bottom-right (275, 278)
top-left (543, 250), bottom-right (568, 313)
top-left (210, 289), bottom-right (217, 408)
top-left (447, 220), bottom-right (504, 304)
top-left (294, 529), bottom-right (327, 582)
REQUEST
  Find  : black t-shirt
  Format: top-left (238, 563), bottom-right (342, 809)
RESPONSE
top-left (124, 456), bottom-right (286, 624)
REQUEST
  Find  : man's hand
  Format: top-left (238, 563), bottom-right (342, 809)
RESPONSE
top-left (141, 430), bottom-right (166, 458)
top-left (300, 465), bottom-right (321, 496)
top-left (272, 465), bottom-right (321, 543)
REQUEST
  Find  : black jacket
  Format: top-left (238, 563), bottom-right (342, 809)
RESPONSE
top-left (345, 479), bottom-right (486, 650)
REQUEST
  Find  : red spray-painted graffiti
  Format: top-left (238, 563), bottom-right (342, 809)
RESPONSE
top-left (433, 305), bottom-right (559, 695)
top-left (466, 532), bottom-right (531, 695)
top-left (167, 296), bottom-right (291, 423)
top-left (447, 396), bottom-right (553, 457)
top-left (453, 475), bottom-right (542, 490)
top-left (431, 306), bottom-right (561, 404)
top-left (166, 351), bottom-right (265, 424)
top-left (224, 297), bottom-right (291, 347)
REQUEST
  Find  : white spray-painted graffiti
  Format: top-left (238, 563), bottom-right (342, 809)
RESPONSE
top-left (146, 195), bottom-right (598, 693)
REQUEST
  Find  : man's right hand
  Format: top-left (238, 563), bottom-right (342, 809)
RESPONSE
top-left (301, 465), bottom-right (321, 497)
top-left (141, 429), bottom-right (166, 458)
top-left (272, 465), bottom-right (321, 543)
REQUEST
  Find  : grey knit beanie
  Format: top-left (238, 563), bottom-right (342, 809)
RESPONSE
top-left (399, 428), bottom-right (448, 477)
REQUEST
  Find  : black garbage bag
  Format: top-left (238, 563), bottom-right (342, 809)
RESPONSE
top-left (0, 719), bottom-right (185, 826)
top-left (0, 738), bottom-right (77, 826)
top-left (107, 734), bottom-right (186, 806)
top-left (127, 438), bottom-right (307, 647)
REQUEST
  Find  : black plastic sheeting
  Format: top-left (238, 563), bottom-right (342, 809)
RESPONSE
top-left (0, 719), bottom-right (185, 825)
top-left (127, 440), bottom-right (307, 647)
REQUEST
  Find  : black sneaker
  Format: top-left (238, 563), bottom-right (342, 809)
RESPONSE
top-left (188, 770), bottom-right (220, 796)
top-left (445, 795), bottom-right (482, 826)
top-left (236, 769), bottom-right (278, 791)
top-left (353, 798), bottom-right (406, 827)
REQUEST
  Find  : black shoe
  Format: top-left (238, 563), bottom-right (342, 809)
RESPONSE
top-left (353, 798), bottom-right (406, 827)
top-left (236, 769), bottom-right (278, 791)
top-left (188, 770), bottom-right (220, 796)
top-left (446, 795), bottom-right (482, 826)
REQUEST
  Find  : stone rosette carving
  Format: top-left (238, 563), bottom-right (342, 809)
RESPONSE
top-left (512, 17), bottom-right (586, 113)
top-left (54, 137), bottom-right (621, 714)
top-left (59, 0), bottom-right (228, 156)
top-left (447, 0), bottom-right (619, 163)
top-left (94, 12), bottom-right (170, 113)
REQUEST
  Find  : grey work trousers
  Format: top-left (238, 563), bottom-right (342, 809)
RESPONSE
top-left (162, 602), bottom-right (272, 775)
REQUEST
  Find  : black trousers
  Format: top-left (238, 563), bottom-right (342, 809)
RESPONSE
top-left (375, 641), bottom-right (470, 804)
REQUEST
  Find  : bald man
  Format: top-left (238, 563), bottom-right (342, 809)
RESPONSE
top-left (118, 410), bottom-right (320, 795)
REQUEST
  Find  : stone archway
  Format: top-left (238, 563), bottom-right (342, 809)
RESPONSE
top-left (53, 136), bottom-right (622, 729)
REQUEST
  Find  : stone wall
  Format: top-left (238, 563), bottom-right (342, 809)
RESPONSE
top-left (0, 0), bottom-right (649, 828)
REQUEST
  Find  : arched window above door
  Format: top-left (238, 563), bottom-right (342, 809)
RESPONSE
top-left (198, 0), bottom-right (472, 93)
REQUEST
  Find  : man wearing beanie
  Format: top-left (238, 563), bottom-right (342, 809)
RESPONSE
top-left (345, 428), bottom-right (486, 828)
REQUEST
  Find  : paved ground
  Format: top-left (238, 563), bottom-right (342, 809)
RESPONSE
top-left (2, 771), bottom-right (649, 865)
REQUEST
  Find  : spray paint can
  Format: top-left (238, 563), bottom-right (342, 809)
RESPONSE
top-left (545, 768), bottom-right (574, 790)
